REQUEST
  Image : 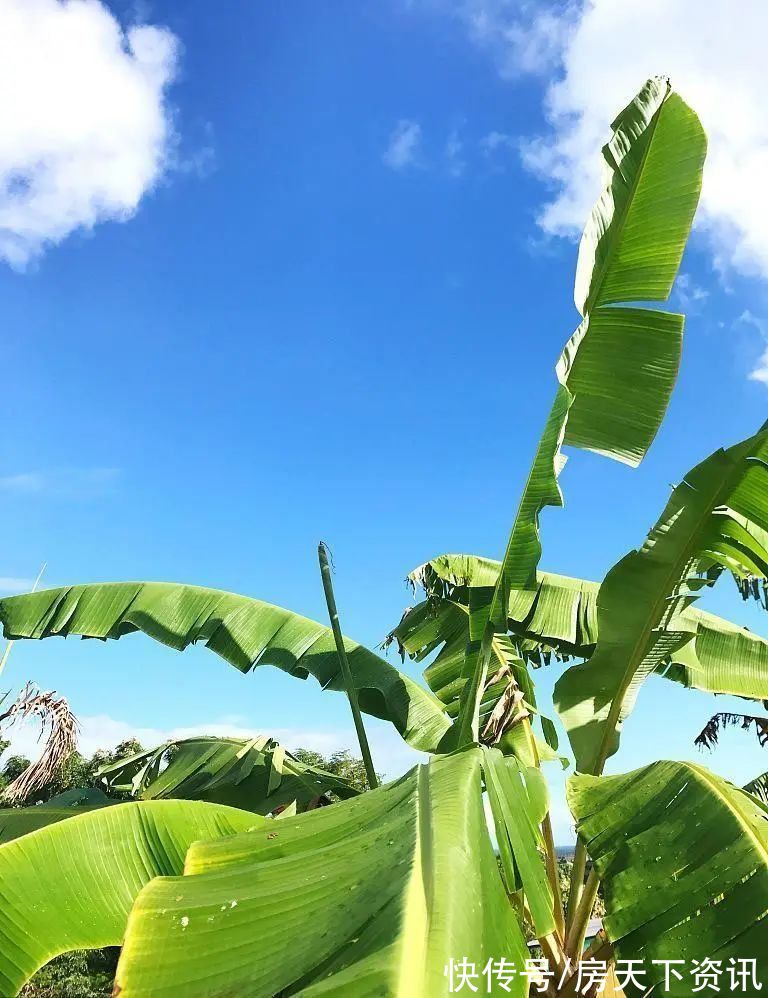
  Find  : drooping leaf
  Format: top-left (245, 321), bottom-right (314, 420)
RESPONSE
top-left (114, 749), bottom-right (529, 997)
top-left (388, 599), bottom-right (561, 763)
top-left (0, 800), bottom-right (258, 995)
top-left (0, 787), bottom-right (116, 845)
top-left (399, 553), bottom-right (768, 707)
top-left (0, 683), bottom-right (78, 805)
top-left (569, 761), bottom-right (768, 995)
top-left (555, 426), bottom-right (768, 773)
top-left (694, 711), bottom-right (768, 751)
top-left (0, 582), bottom-right (449, 752)
top-left (98, 734), bottom-right (359, 813)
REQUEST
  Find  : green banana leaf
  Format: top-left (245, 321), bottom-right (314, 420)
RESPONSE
top-left (448, 79), bottom-right (704, 743)
top-left (569, 761), bottom-right (768, 995)
top-left (0, 800), bottom-right (258, 995)
top-left (555, 426), bottom-right (768, 773)
top-left (387, 599), bottom-right (562, 763)
top-left (97, 734), bottom-right (359, 812)
top-left (482, 747), bottom-right (554, 937)
top-left (0, 787), bottom-right (116, 845)
top-left (0, 582), bottom-right (449, 752)
top-left (114, 748), bottom-right (528, 997)
top-left (400, 554), bottom-right (768, 704)
top-left (494, 78), bottom-right (705, 598)
top-left (744, 770), bottom-right (768, 804)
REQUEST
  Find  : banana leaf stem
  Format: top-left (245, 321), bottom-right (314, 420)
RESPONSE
top-left (318, 543), bottom-right (378, 790)
top-left (565, 838), bottom-right (588, 931)
top-left (565, 867), bottom-right (600, 960)
top-left (528, 727), bottom-right (566, 941)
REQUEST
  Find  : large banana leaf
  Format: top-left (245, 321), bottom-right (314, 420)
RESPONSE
top-left (114, 748), bottom-right (528, 997)
top-left (555, 426), bottom-right (768, 773)
top-left (0, 582), bottom-right (449, 752)
top-left (495, 78), bottom-right (705, 597)
top-left (569, 761), bottom-right (768, 995)
top-left (0, 800), bottom-right (258, 995)
top-left (0, 788), bottom-right (116, 845)
top-left (448, 79), bottom-right (704, 742)
top-left (400, 554), bottom-right (768, 704)
top-left (98, 734), bottom-right (359, 812)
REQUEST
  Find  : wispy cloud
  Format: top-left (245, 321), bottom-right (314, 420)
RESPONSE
top-left (444, 128), bottom-right (465, 177)
top-left (420, 0), bottom-right (768, 282)
top-left (0, 0), bottom-right (180, 268)
top-left (0, 577), bottom-right (37, 594)
top-left (383, 119), bottom-right (423, 171)
top-left (674, 273), bottom-right (709, 313)
top-left (0, 467), bottom-right (120, 499)
top-left (739, 311), bottom-right (768, 386)
top-left (480, 130), bottom-right (516, 156)
top-left (414, 0), bottom-right (575, 79)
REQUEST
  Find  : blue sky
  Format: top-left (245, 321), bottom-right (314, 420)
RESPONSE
top-left (3, 0), bottom-right (768, 841)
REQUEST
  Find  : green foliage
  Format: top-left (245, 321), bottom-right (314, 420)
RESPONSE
top-left (0, 738), bottom-right (143, 803)
top-left (2, 75), bottom-right (764, 998)
top-left (97, 735), bottom-right (360, 813)
top-left (0, 582), bottom-right (449, 752)
top-left (21, 951), bottom-right (117, 998)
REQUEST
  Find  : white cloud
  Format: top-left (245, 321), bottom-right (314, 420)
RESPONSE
top-left (738, 310), bottom-right (768, 386)
top-left (0, 467), bottom-right (120, 498)
top-left (480, 130), bottom-right (516, 156)
top-left (0, 0), bottom-right (179, 267)
top-left (674, 273), bottom-right (709, 312)
top-left (383, 119), bottom-right (423, 171)
top-left (438, 0), bottom-right (574, 79)
top-left (476, 0), bottom-right (768, 283)
top-left (445, 128), bottom-right (465, 177)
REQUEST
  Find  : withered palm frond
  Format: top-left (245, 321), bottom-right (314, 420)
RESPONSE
top-left (0, 683), bottom-right (78, 805)
top-left (694, 711), bottom-right (768, 752)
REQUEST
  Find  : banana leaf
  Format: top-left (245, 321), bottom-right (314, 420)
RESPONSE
top-left (98, 734), bottom-right (359, 812)
top-left (569, 761), bottom-right (768, 995)
top-left (448, 79), bottom-right (704, 743)
top-left (0, 787), bottom-right (116, 845)
top-left (744, 770), bottom-right (768, 805)
top-left (399, 554), bottom-right (768, 705)
top-left (0, 582), bottom-right (449, 752)
top-left (0, 800), bottom-right (258, 995)
top-left (483, 747), bottom-right (555, 937)
top-left (114, 748), bottom-right (528, 997)
top-left (494, 77), bottom-right (705, 598)
top-left (555, 426), bottom-right (768, 773)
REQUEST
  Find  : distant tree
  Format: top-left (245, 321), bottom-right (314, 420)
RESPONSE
top-left (0, 738), bottom-right (145, 804)
top-left (293, 746), bottom-right (379, 794)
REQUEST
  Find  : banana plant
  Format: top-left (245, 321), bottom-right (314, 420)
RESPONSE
top-left (4, 77), bottom-right (766, 998)
top-left (0, 735), bottom-right (361, 846)
top-left (95, 733), bottom-right (361, 811)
